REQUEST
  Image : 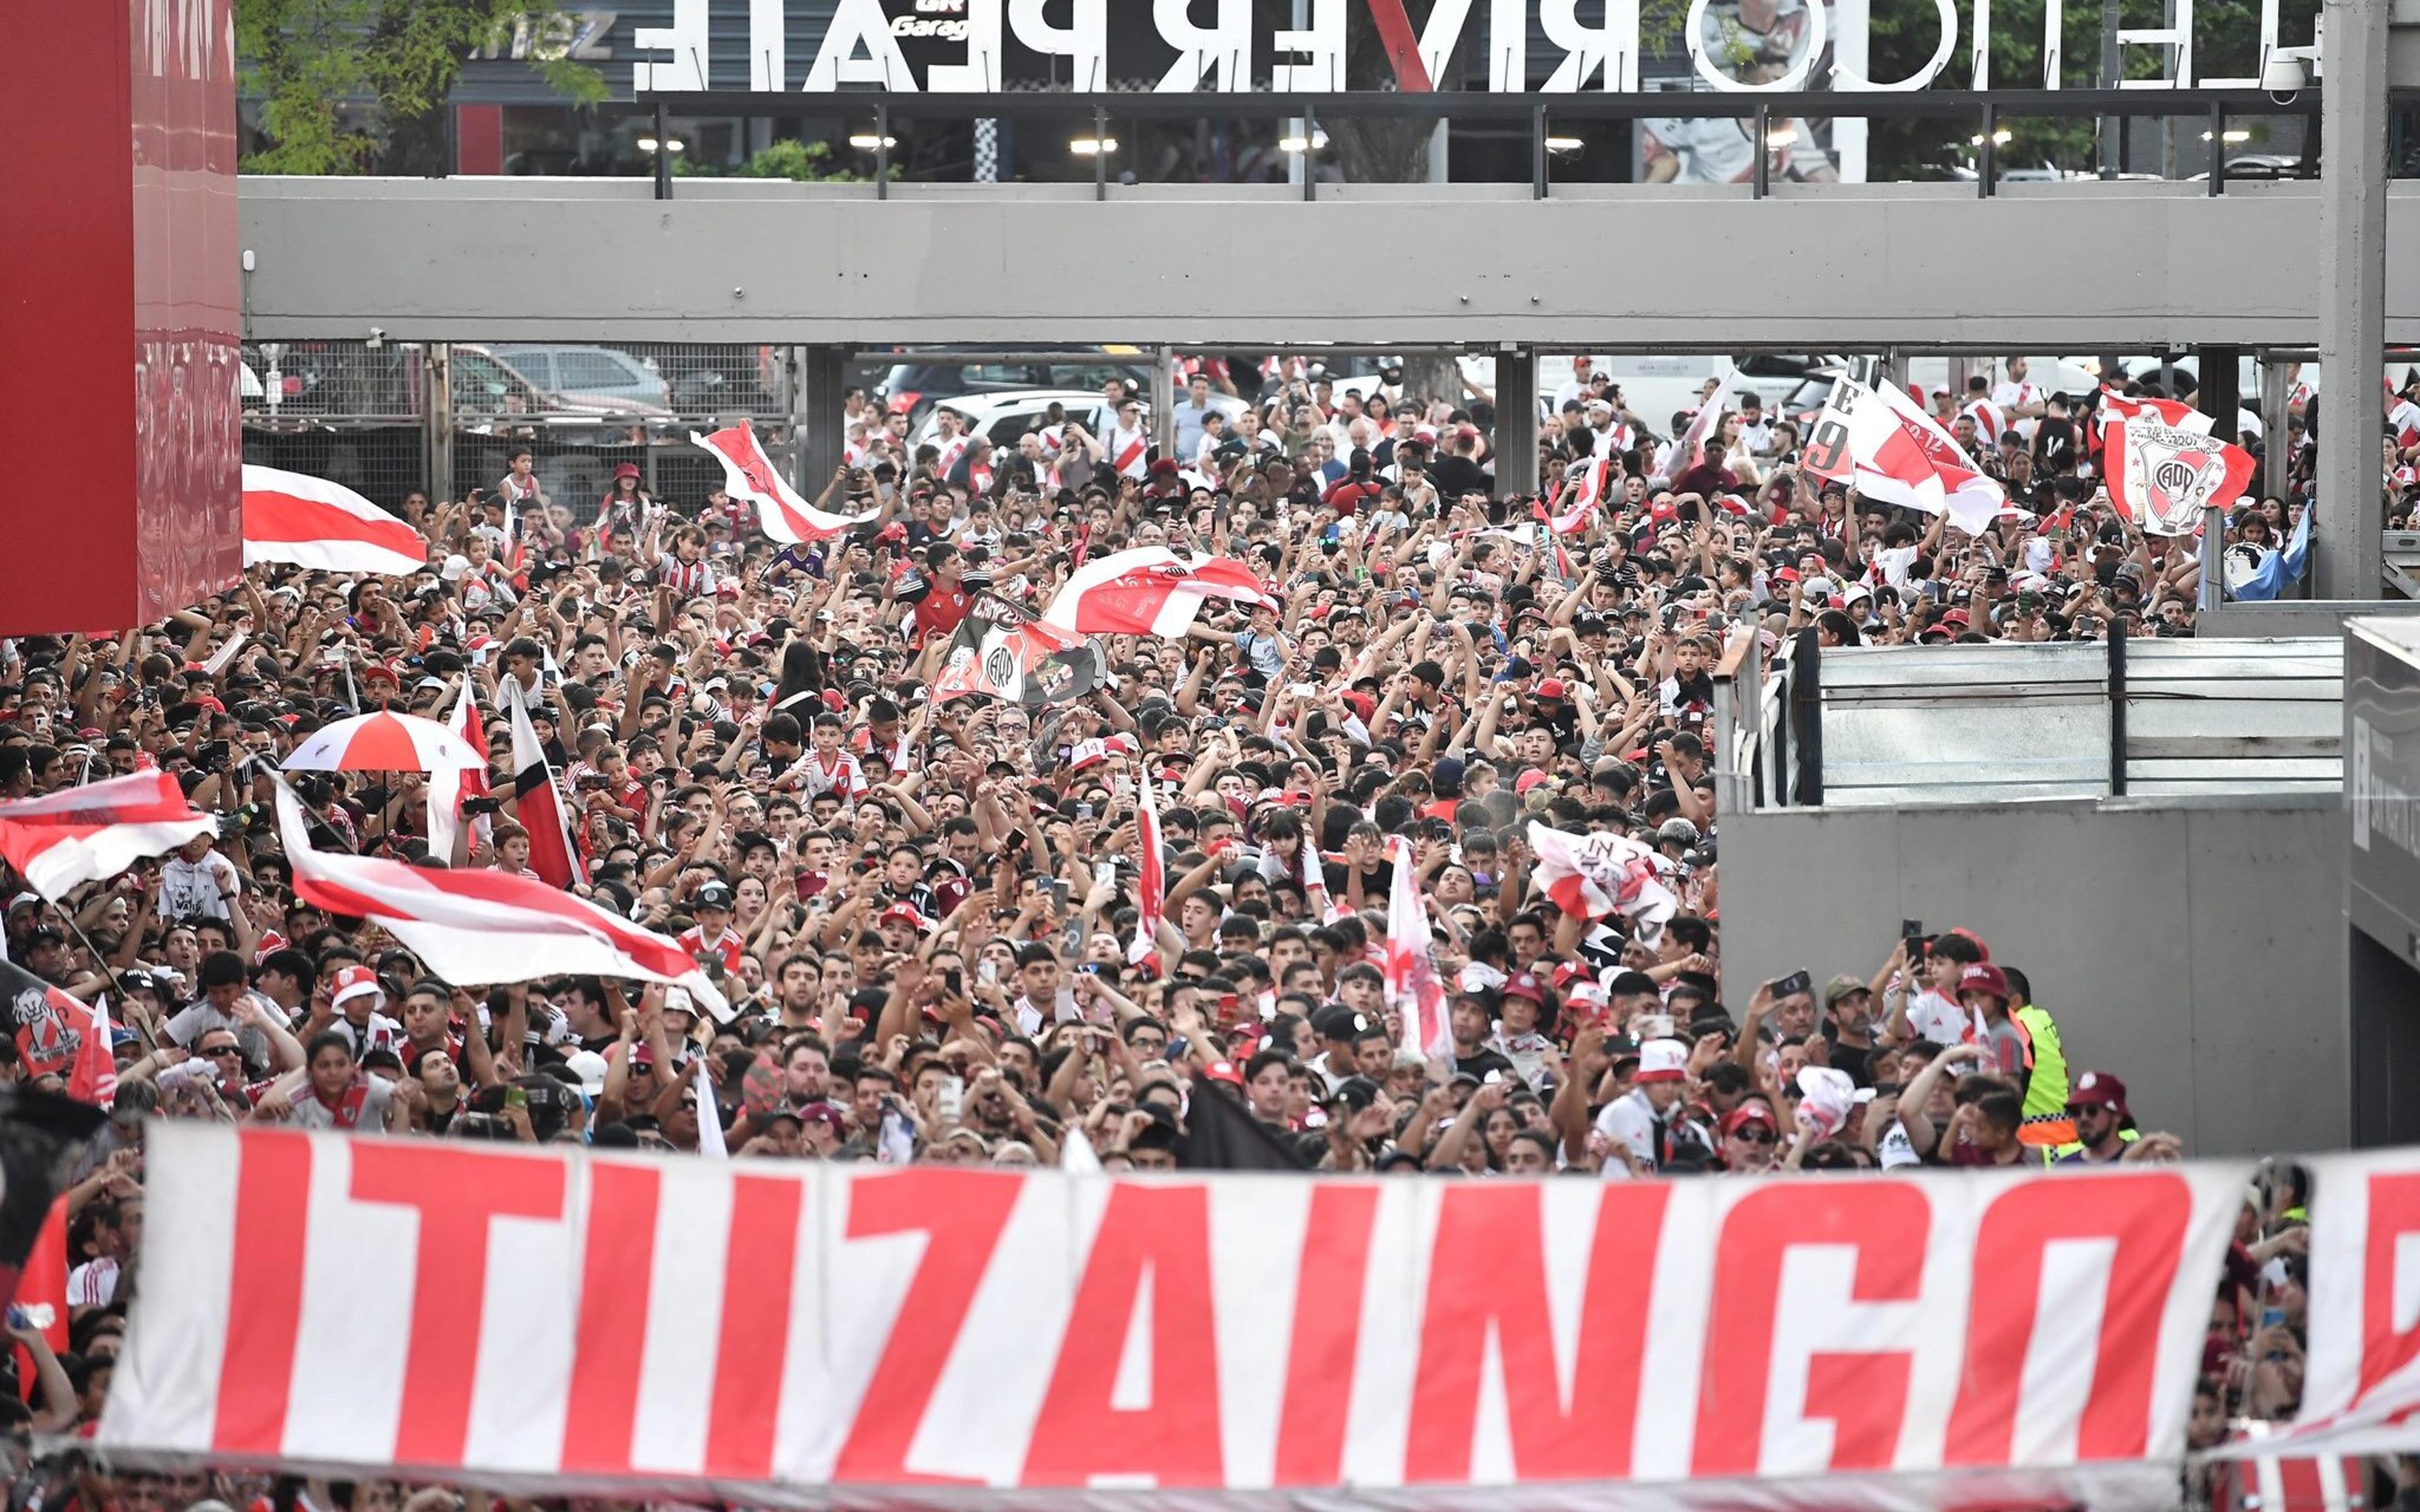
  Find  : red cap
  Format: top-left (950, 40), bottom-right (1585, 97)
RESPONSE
top-left (1515, 770), bottom-right (1550, 794)
top-left (1535, 679), bottom-right (1567, 700)
top-left (1204, 1059), bottom-right (1244, 1087)
top-left (1722, 1102), bottom-right (1780, 1136)
top-left (1502, 971), bottom-right (1545, 1002)
top-left (1940, 609), bottom-right (1971, 629)
top-left (1959, 963), bottom-right (2010, 1002)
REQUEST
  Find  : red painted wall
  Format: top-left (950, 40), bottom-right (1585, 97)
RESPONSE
top-left (1, 0), bottom-right (242, 635)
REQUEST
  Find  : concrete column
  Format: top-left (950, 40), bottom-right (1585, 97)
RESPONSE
top-left (1495, 348), bottom-right (1538, 499)
top-left (1151, 345), bottom-right (1177, 461)
top-left (2317, 0), bottom-right (2388, 599)
top-left (793, 345), bottom-right (846, 490)
top-left (2196, 344), bottom-right (2243, 445)
top-left (424, 343), bottom-right (454, 500)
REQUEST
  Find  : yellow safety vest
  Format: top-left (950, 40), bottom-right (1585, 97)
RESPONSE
top-left (2012, 1003), bottom-right (2072, 1149)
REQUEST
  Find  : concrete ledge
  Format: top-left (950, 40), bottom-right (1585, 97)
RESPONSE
top-left (238, 176), bottom-right (2420, 346)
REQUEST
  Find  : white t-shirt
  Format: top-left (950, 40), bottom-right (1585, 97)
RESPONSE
top-left (159, 851), bottom-right (239, 922)
top-left (66, 1257), bottom-right (120, 1310)
top-left (1593, 1089), bottom-right (1662, 1180)
top-left (1904, 988), bottom-right (1974, 1046)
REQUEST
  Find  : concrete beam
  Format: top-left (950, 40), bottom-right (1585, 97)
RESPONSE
top-left (2317, 0), bottom-right (2392, 600)
top-left (237, 177), bottom-right (2420, 349)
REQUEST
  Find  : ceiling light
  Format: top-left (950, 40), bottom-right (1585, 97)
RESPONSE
top-left (848, 133), bottom-right (897, 149)
top-left (1764, 125), bottom-right (1797, 147)
top-left (1545, 135), bottom-right (1583, 152)
top-left (1070, 136), bottom-right (1117, 155)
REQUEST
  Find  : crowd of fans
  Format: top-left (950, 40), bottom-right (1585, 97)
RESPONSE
top-left (0, 351), bottom-right (2390, 1508)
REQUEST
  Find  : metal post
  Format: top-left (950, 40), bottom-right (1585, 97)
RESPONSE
top-left (653, 101), bottom-right (672, 201)
top-left (1753, 104), bottom-right (1771, 199)
top-left (783, 345), bottom-right (809, 495)
top-left (1532, 103), bottom-right (1548, 200)
top-left (425, 342), bottom-right (454, 501)
top-left (1495, 348), bottom-right (1539, 498)
top-left (2107, 627), bottom-right (2129, 796)
top-left (2097, 0), bottom-right (2122, 176)
top-left (1302, 106), bottom-right (1318, 202)
top-left (875, 103), bottom-right (890, 200)
top-left (2260, 355), bottom-right (2291, 498)
top-left (2317, 0), bottom-right (2388, 600)
top-left (1790, 628), bottom-right (1823, 806)
top-left (2198, 504), bottom-right (2227, 612)
top-left (1978, 101), bottom-right (1997, 198)
top-left (2208, 101), bottom-right (2227, 196)
top-left (1094, 105), bottom-right (1108, 200)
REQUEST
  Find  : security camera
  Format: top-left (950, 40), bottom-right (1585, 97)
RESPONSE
top-left (366, 327), bottom-right (386, 350)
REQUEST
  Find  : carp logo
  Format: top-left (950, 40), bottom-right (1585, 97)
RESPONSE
top-left (984, 646), bottom-right (1017, 691)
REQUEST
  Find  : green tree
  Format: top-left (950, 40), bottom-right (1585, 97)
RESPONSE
top-left (237, 0), bottom-right (606, 174)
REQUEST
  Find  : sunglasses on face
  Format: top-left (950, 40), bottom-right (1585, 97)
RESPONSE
top-left (1730, 1126), bottom-right (1777, 1145)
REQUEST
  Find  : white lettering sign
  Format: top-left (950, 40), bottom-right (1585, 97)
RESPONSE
top-left (628, 0), bottom-right (2263, 96)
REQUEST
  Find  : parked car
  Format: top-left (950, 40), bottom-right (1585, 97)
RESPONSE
top-left (910, 390), bottom-right (1129, 452)
top-left (485, 344), bottom-right (672, 410)
top-left (877, 356), bottom-right (1151, 425)
top-left (450, 345), bottom-right (673, 440)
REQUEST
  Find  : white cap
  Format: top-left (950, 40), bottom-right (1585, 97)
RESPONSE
top-left (562, 1049), bottom-right (610, 1097)
top-left (1635, 1038), bottom-right (1690, 1083)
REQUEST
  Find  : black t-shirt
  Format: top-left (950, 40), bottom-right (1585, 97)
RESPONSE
top-left (1455, 1046), bottom-right (1519, 1083)
top-left (1431, 455), bottom-right (1488, 498)
top-left (1824, 1033), bottom-right (1875, 1089)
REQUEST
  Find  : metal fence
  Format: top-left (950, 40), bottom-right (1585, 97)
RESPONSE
top-left (239, 340), bottom-right (795, 518)
top-left (1714, 633), bottom-right (2344, 810)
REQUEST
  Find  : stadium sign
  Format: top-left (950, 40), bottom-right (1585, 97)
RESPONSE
top-left (627, 0), bottom-right (2313, 98)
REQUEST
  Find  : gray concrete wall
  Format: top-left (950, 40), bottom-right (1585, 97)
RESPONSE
top-left (236, 176), bottom-right (2420, 346)
top-left (1720, 794), bottom-right (2347, 1157)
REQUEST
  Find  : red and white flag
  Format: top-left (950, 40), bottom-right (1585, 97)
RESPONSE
top-left (1526, 822), bottom-right (1679, 932)
top-left (425, 681), bottom-right (492, 862)
top-left (1128, 769), bottom-right (1165, 966)
top-left (1813, 379), bottom-right (2017, 536)
top-left (691, 421), bottom-right (879, 545)
top-left (508, 699), bottom-right (585, 891)
top-left (2099, 386), bottom-right (2213, 437)
top-left (241, 466), bottom-right (429, 577)
top-left (2107, 419), bottom-right (2257, 537)
top-left (1671, 372), bottom-right (1741, 472)
top-left (1381, 836), bottom-right (1449, 1056)
top-left (66, 996), bottom-right (116, 1110)
top-left (1548, 455), bottom-right (1608, 533)
top-left (274, 781), bottom-right (725, 1016)
top-left (1040, 548), bottom-right (1273, 638)
top-left (0, 772), bottom-right (215, 900)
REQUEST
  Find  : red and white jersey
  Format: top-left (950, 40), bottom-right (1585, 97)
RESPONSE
top-left (657, 553), bottom-right (715, 597)
top-left (787, 748), bottom-right (864, 803)
top-left (1962, 398), bottom-right (2007, 446)
top-left (852, 725), bottom-right (913, 774)
top-left (1107, 423), bottom-right (1151, 479)
top-left (677, 924), bottom-right (746, 978)
top-left (1990, 380), bottom-right (2044, 439)
top-left (933, 433), bottom-right (971, 476)
top-left (2390, 397), bottom-right (2420, 451)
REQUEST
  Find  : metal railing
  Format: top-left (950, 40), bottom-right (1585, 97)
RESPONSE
top-left (1717, 632), bottom-right (2344, 810)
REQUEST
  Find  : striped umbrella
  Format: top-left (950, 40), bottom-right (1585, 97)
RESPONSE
top-left (280, 711), bottom-right (485, 774)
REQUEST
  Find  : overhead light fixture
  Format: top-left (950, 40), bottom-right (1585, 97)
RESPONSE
top-left (1969, 129), bottom-right (2014, 146)
top-left (1279, 129), bottom-right (1330, 153)
top-left (1545, 135), bottom-right (1583, 152)
top-left (1764, 125), bottom-right (1797, 147)
top-left (637, 137), bottom-right (683, 153)
top-left (637, 136), bottom-right (659, 151)
top-left (1070, 135), bottom-right (1117, 155)
top-left (848, 133), bottom-right (897, 149)
top-left (2201, 129), bottom-right (2252, 142)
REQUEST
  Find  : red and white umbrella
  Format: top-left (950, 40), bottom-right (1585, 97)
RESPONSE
top-left (242, 465), bottom-right (430, 577)
top-left (281, 711), bottom-right (485, 774)
top-left (1039, 547), bottom-right (1273, 638)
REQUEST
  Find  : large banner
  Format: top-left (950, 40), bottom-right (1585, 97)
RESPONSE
top-left (103, 1125), bottom-right (2245, 1503)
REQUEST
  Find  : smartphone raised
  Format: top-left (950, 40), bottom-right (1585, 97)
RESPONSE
top-left (1769, 970), bottom-right (1813, 1000)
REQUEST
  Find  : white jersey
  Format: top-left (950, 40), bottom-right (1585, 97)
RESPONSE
top-left (1106, 424), bottom-right (1151, 479)
top-left (1991, 380), bottom-right (2045, 441)
top-left (1593, 1088), bottom-right (1663, 1179)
